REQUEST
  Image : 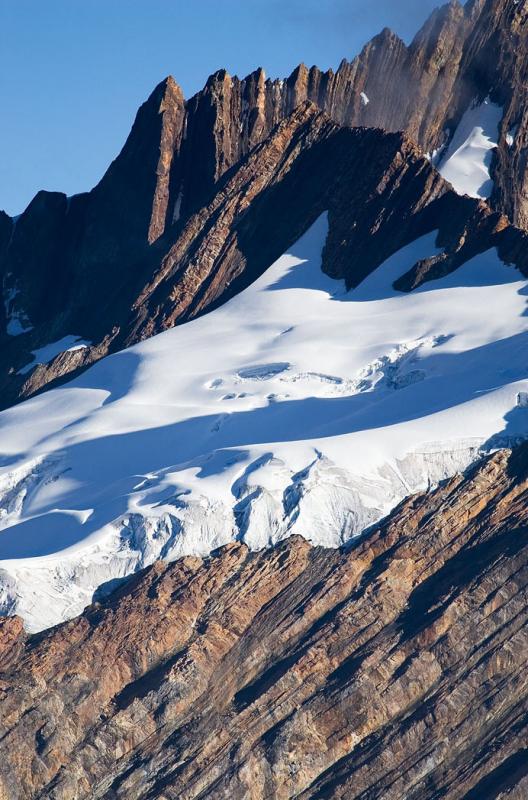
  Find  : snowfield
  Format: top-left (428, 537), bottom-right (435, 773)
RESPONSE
top-left (1, 214), bottom-right (528, 631)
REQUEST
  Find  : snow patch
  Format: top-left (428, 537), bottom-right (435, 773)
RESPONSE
top-left (506, 125), bottom-right (518, 148)
top-left (438, 98), bottom-right (502, 199)
top-left (3, 281), bottom-right (33, 337)
top-left (425, 143), bottom-right (447, 167)
top-left (6, 315), bottom-right (33, 337)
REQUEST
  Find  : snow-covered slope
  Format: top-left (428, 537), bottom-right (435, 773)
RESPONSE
top-left (438, 98), bottom-right (502, 199)
top-left (1, 214), bottom-right (528, 631)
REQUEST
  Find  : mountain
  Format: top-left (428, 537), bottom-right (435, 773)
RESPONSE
top-left (2, 0), bottom-right (528, 411)
top-left (1, 0), bottom-right (528, 628)
top-left (1, 1), bottom-right (528, 795)
top-left (1, 444), bottom-right (527, 799)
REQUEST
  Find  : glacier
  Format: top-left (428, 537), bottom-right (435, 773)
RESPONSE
top-left (1, 213), bottom-right (528, 631)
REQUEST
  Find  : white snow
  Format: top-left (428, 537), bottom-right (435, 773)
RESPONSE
top-left (18, 336), bottom-right (91, 376)
top-left (1, 214), bottom-right (528, 631)
top-left (360, 92), bottom-right (370, 106)
top-left (6, 315), bottom-right (33, 337)
top-left (425, 144), bottom-right (446, 167)
top-left (506, 125), bottom-right (518, 148)
top-left (438, 98), bottom-right (502, 199)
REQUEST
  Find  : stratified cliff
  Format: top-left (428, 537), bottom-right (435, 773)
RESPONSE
top-left (119, 0), bottom-right (528, 238)
top-left (1, 444), bottom-right (527, 799)
top-left (111, 0), bottom-right (528, 237)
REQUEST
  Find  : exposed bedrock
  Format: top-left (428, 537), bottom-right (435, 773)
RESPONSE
top-left (1, 444), bottom-right (527, 799)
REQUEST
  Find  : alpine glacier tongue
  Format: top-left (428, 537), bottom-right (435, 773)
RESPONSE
top-left (1, 214), bottom-right (528, 631)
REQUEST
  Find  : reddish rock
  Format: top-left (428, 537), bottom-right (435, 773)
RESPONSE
top-left (3, 100), bottom-right (528, 410)
top-left (0, 446), bottom-right (527, 798)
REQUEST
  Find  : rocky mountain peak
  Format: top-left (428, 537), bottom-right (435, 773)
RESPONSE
top-left (0, 2), bottom-right (528, 436)
top-left (147, 74), bottom-right (185, 244)
top-left (1, 4), bottom-right (528, 796)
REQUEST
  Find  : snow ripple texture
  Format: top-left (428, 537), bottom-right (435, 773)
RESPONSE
top-left (1, 214), bottom-right (528, 631)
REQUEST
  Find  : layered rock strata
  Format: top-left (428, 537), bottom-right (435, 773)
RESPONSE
top-left (1, 445), bottom-right (527, 799)
top-left (3, 101), bottom-right (528, 411)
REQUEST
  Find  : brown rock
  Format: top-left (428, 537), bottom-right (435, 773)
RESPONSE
top-left (3, 99), bottom-right (528, 410)
top-left (147, 76), bottom-right (186, 244)
top-left (0, 445), bottom-right (527, 798)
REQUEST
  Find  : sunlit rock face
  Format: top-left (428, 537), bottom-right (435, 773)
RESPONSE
top-left (1, 445), bottom-right (527, 799)
top-left (1, 2), bottom-right (528, 796)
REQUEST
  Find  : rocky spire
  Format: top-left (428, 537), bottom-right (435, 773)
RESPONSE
top-left (147, 76), bottom-right (185, 244)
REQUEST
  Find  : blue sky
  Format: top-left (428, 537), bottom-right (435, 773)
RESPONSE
top-left (0, 0), bottom-right (445, 215)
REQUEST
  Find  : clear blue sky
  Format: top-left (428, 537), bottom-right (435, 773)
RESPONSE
top-left (0, 0), bottom-right (446, 215)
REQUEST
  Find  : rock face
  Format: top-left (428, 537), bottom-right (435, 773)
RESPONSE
top-left (114, 0), bottom-right (528, 236)
top-left (0, 105), bottom-right (451, 405)
top-left (124, 107), bottom-right (452, 344)
top-left (174, 0), bottom-right (528, 228)
top-left (0, 445), bottom-right (527, 799)
top-left (2, 0), bottom-right (528, 411)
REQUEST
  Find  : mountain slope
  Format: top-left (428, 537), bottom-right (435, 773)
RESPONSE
top-left (173, 0), bottom-right (528, 226)
top-left (1, 0), bottom-right (528, 637)
top-left (1, 444), bottom-right (527, 799)
top-left (1, 213), bottom-right (528, 631)
top-left (1, 106), bottom-right (528, 414)
top-left (4, 104), bottom-right (453, 408)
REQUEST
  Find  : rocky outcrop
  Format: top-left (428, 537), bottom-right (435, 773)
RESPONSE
top-left (147, 77), bottom-right (186, 244)
top-left (0, 444), bottom-right (527, 799)
top-left (0, 105), bottom-right (449, 406)
top-left (124, 105), bottom-right (452, 343)
top-left (393, 200), bottom-right (528, 292)
top-left (140, 0), bottom-right (528, 234)
top-left (1, 5), bottom-right (527, 794)
top-left (0, 77), bottom-right (183, 365)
